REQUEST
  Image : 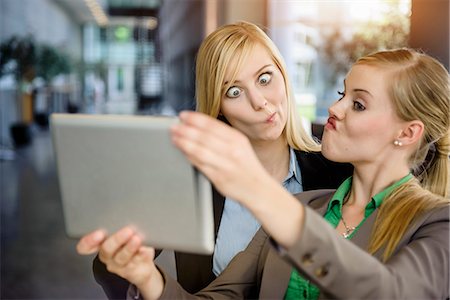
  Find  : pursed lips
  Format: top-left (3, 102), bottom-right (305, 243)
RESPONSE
top-left (265, 112), bottom-right (277, 123)
top-left (325, 117), bottom-right (336, 130)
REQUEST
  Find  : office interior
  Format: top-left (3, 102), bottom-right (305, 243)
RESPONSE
top-left (0, 0), bottom-right (449, 298)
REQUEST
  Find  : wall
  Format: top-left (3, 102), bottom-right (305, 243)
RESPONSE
top-left (157, 0), bottom-right (268, 113)
top-left (158, 0), bottom-right (205, 112)
top-left (410, 0), bottom-right (449, 70)
top-left (222, 0), bottom-right (267, 27)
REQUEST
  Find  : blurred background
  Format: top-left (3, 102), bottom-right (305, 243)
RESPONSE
top-left (1, 0), bottom-right (449, 299)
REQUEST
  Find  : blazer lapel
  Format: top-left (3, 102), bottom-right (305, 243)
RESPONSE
top-left (351, 210), bottom-right (379, 251)
top-left (259, 248), bottom-right (292, 299)
top-left (258, 190), bottom-right (383, 300)
top-left (259, 190), bottom-right (335, 299)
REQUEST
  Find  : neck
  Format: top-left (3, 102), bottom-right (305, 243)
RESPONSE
top-left (251, 137), bottom-right (290, 183)
top-left (347, 162), bottom-right (410, 208)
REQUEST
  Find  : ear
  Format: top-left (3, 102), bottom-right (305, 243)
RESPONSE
top-left (396, 120), bottom-right (424, 146)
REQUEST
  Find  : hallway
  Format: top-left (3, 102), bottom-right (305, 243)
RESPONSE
top-left (1, 127), bottom-right (106, 299)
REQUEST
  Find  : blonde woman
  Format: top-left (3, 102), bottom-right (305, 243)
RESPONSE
top-left (80, 48), bottom-right (449, 299)
top-left (89, 21), bottom-right (352, 298)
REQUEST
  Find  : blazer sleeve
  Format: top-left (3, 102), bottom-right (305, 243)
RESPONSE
top-left (156, 229), bottom-right (270, 299)
top-left (278, 204), bottom-right (450, 299)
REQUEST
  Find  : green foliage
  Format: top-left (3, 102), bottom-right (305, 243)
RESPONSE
top-left (36, 45), bottom-right (72, 81)
top-left (0, 35), bottom-right (72, 83)
top-left (0, 35), bottom-right (37, 81)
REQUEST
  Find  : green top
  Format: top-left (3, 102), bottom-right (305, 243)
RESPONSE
top-left (284, 173), bottom-right (413, 300)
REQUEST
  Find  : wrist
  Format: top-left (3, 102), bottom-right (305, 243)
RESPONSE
top-left (137, 268), bottom-right (165, 300)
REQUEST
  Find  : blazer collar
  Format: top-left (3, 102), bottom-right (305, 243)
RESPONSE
top-left (259, 191), bottom-right (379, 299)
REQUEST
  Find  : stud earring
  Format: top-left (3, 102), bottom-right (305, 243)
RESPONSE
top-left (394, 140), bottom-right (403, 146)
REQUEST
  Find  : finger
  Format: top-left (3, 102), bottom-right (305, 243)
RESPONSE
top-left (172, 117), bottom-right (229, 152)
top-left (172, 114), bottom-right (243, 162)
top-left (99, 226), bottom-right (135, 260)
top-left (76, 229), bottom-right (107, 255)
top-left (178, 111), bottom-right (242, 143)
top-left (113, 235), bottom-right (142, 267)
top-left (171, 129), bottom-right (224, 176)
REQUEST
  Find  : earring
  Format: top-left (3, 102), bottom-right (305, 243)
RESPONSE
top-left (394, 140), bottom-right (403, 146)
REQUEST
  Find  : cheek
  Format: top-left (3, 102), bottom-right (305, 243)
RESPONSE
top-left (346, 117), bottom-right (389, 140)
top-left (220, 101), bottom-right (253, 128)
top-left (270, 81), bottom-right (288, 113)
top-left (220, 100), bottom-right (239, 120)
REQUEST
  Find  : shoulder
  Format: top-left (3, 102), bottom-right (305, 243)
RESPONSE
top-left (414, 203), bottom-right (450, 231)
top-left (293, 189), bottom-right (335, 209)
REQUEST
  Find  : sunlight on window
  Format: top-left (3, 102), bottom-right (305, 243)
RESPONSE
top-left (348, 0), bottom-right (411, 21)
top-left (269, 0), bottom-right (412, 123)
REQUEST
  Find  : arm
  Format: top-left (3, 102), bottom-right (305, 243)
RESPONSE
top-left (171, 111), bottom-right (305, 249)
top-left (78, 226), bottom-right (270, 300)
top-left (280, 204), bottom-right (449, 299)
top-left (157, 228), bottom-right (269, 299)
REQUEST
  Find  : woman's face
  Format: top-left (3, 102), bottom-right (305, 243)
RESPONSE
top-left (220, 43), bottom-right (288, 143)
top-left (321, 64), bottom-right (405, 165)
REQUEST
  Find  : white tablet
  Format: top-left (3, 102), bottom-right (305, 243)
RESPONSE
top-left (50, 113), bottom-right (214, 254)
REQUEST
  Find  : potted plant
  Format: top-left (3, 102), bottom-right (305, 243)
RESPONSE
top-left (0, 35), bottom-right (37, 146)
top-left (0, 36), bottom-right (72, 145)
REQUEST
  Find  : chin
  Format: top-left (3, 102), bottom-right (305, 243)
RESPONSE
top-left (321, 142), bottom-right (345, 163)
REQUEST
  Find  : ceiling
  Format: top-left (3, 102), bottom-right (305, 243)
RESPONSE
top-left (54, 0), bottom-right (160, 25)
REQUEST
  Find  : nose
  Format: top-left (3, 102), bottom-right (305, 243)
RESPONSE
top-left (328, 98), bottom-right (346, 120)
top-left (246, 87), bottom-right (267, 111)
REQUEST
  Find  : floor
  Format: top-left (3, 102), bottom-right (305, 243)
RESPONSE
top-left (1, 125), bottom-right (175, 299)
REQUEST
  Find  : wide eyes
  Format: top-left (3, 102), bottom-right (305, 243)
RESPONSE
top-left (226, 87), bottom-right (242, 98)
top-left (258, 73), bottom-right (272, 85)
top-left (225, 72), bottom-right (273, 98)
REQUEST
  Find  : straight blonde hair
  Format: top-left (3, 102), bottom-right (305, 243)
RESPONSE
top-left (195, 21), bottom-right (319, 152)
top-left (356, 49), bottom-right (450, 261)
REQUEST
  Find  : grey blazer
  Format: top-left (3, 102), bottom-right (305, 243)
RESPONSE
top-left (151, 190), bottom-right (450, 299)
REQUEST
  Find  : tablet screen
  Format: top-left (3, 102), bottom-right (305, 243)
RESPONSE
top-left (51, 113), bottom-right (214, 254)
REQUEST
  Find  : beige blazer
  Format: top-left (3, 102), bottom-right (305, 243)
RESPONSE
top-left (151, 190), bottom-right (450, 299)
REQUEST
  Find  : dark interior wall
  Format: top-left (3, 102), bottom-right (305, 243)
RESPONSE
top-left (158, 0), bottom-right (205, 112)
top-left (409, 0), bottom-right (449, 70)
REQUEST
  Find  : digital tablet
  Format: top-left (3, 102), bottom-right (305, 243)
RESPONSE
top-left (50, 113), bottom-right (214, 254)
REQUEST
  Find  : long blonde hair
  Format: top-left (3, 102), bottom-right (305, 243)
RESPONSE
top-left (356, 49), bottom-right (450, 261)
top-left (195, 21), bottom-right (319, 152)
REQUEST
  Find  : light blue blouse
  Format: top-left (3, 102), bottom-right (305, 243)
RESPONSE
top-left (212, 148), bottom-right (303, 275)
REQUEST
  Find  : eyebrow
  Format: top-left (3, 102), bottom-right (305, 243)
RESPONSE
top-left (343, 79), bottom-right (373, 97)
top-left (224, 64), bottom-right (274, 85)
top-left (353, 88), bottom-right (373, 97)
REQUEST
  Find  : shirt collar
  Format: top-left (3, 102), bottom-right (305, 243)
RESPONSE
top-left (327, 173), bottom-right (414, 214)
top-left (327, 176), bottom-right (352, 212)
top-left (372, 173), bottom-right (413, 207)
top-left (283, 147), bottom-right (301, 185)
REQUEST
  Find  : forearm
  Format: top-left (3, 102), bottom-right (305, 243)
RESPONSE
top-left (136, 270), bottom-right (165, 300)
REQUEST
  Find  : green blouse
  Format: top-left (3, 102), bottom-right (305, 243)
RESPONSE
top-left (284, 173), bottom-right (413, 300)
